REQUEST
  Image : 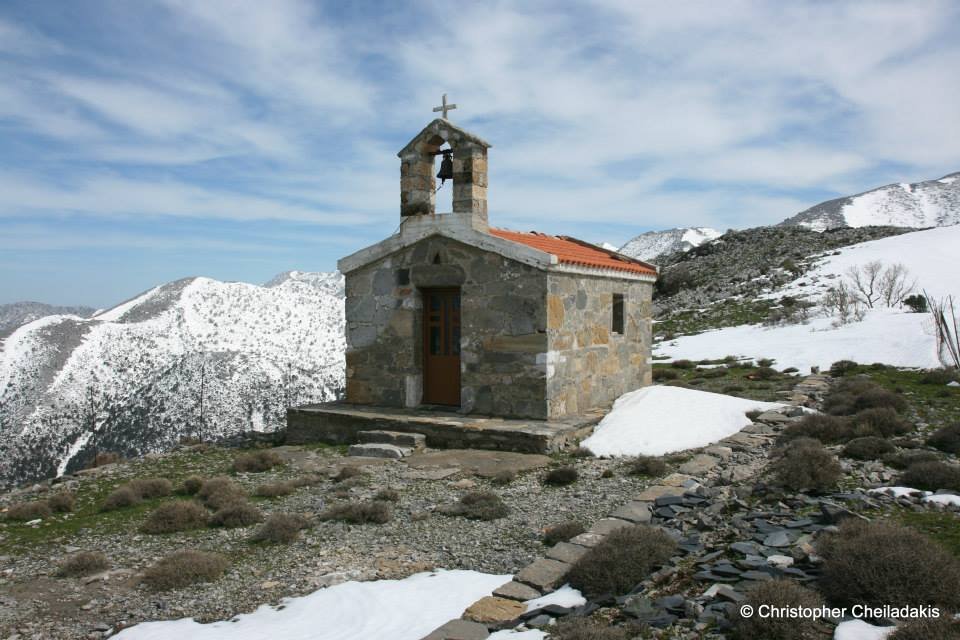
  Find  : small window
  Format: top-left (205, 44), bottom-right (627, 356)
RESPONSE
top-left (612, 293), bottom-right (625, 335)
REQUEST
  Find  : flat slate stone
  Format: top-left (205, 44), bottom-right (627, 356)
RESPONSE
top-left (462, 596), bottom-right (525, 625)
top-left (569, 532), bottom-right (606, 548)
top-left (515, 558), bottom-right (571, 592)
top-left (610, 500), bottom-right (652, 524)
top-left (635, 485), bottom-right (683, 501)
top-left (419, 618), bottom-right (489, 640)
top-left (546, 541), bottom-right (589, 564)
top-left (589, 518), bottom-right (633, 536)
top-left (493, 580), bottom-right (541, 602)
top-left (679, 454), bottom-right (719, 476)
top-left (347, 443), bottom-right (411, 459)
top-left (357, 430), bottom-right (426, 449)
top-left (661, 473), bottom-right (697, 487)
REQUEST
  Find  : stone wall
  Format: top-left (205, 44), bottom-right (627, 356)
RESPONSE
top-left (545, 273), bottom-right (653, 419)
top-left (344, 234), bottom-right (550, 419)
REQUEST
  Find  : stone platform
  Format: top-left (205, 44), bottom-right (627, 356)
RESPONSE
top-left (286, 403), bottom-right (601, 454)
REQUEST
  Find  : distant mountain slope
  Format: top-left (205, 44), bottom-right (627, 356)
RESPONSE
top-left (0, 302), bottom-right (95, 339)
top-left (619, 227), bottom-right (722, 262)
top-left (0, 271), bottom-right (344, 487)
top-left (781, 172), bottom-right (960, 231)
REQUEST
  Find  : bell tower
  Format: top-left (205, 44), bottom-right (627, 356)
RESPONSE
top-left (397, 104), bottom-right (491, 229)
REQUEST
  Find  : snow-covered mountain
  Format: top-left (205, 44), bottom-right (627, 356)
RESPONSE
top-left (0, 302), bottom-right (96, 339)
top-left (619, 227), bottom-right (723, 262)
top-left (781, 172), bottom-right (960, 231)
top-left (0, 271), bottom-right (345, 487)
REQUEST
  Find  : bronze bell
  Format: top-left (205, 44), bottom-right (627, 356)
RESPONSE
top-left (436, 150), bottom-right (453, 185)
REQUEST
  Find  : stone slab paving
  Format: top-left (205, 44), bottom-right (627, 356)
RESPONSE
top-left (514, 558), bottom-right (571, 592)
top-left (544, 541), bottom-right (590, 564)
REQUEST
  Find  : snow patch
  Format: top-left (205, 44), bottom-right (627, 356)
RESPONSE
top-left (525, 584), bottom-right (586, 612)
top-left (95, 286), bottom-right (160, 322)
top-left (833, 619), bottom-right (895, 640)
top-left (581, 385), bottom-right (783, 457)
top-left (113, 570), bottom-right (510, 640)
top-left (57, 430), bottom-right (93, 477)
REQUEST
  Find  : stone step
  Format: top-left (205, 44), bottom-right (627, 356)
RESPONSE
top-left (347, 443), bottom-right (413, 459)
top-left (356, 430), bottom-right (426, 450)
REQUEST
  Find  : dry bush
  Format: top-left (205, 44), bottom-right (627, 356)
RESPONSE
top-left (232, 450), bottom-right (283, 473)
top-left (91, 452), bottom-right (120, 468)
top-left (197, 477), bottom-right (247, 510)
top-left (652, 368), bottom-right (679, 381)
top-left (255, 482), bottom-right (294, 498)
top-left (626, 455), bottom-right (668, 477)
top-left (671, 359), bottom-right (695, 369)
top-left (6, 500), bottom-right (52, 521)
top-left (442, 491), bottom-right (509, 521)
top-left (782, 414), bottom-right (852, 444)
top-left (289, 474), bottom-right (323, 488)
top-left (544, 466), bottom-right (579, 486)
top-left (928, 423), bottom-right (960, 454)
top-left (852, 389), bottom-right (908, 414)
top-left (57, 551), bottom-right (109, 577)
top-left (828, 360), bottom-right (860, 377)
top-left (570, 446), bottom-right (595, 458)
top-left (101, 486), bottom-right (141, 511)
top-left (751, 366), bottom-right (778, 380)
top-left (730, 580), bottom-right (826, 640)
top-left (128, 477), bottom-right (173, 499)
top-left (851, 408), bottom-right (912, 438)
top-left (901, 461), bottom-right (960, 492)
top-left (209, 502), bottom-right (263, 528)
top-left (566, 525), bottom-right (676, 598)
top-left (320, 501), bottom-right (392, 524)
top-left (141, 501), bottom-right (209, 534)
top-left (885, 449), bottom-right (942, 470)
top-left (543, 521), bottom-right (586, 546)
top-left (547, 617), bottom-right (635, 640)
top-left (373, 488), bottom-right (400, 502)
top-left (921, 369), bottom-right (959, 385)
top-left (842, 436), bottom-right (895, 460)
top-left (770, 438), bottom-right (842, 492)
top-left (251, 513), bottom-right (309, 543)
top-left (490, 469), bottom-right (516, 486)
top-left (817, 520), bottom-right (960, 609)
top-left (143, 550), bottom-right (228, 591)
top-left (888, 616), bottom-right (960, 640)
top-left (178, 476), bottom-right (204, 495)
top-left (333, 466), bottom-right (364, 483)
top-left (47, 491), bottom-right (76, 513)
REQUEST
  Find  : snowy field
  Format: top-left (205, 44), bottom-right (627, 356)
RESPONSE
top-left (113, 570), bottom-right (510, 640)
top-left (657, 225), bottom-right (960, 371)
top-left (581, 385), bottom-right (784, 457)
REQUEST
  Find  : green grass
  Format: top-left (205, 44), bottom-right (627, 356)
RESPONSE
top-left (656, 298), bottom-right (777, 338)
top-left (651, 362), bottom-right (796, 402)
top-left (894, 510), bottom-right (960, 558)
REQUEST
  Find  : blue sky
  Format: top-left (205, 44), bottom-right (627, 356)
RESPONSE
top-left (1, 1), bottom-right (958, 307)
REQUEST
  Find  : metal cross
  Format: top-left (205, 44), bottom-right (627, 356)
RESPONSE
top-left (432, 93), bottom-right (457, 119)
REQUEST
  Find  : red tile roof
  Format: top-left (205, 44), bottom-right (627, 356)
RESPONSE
top-left (489, 228), bottom-right (658, 277)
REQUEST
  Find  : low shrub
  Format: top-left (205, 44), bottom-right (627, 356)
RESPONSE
top-left (770, 438), bottom-right (842, 492)
top-left (547, 618), bottom-right (635, 640)
top-left (209, 501), bottom-right (263, 528)
top-left (141, 500), bottom-right (209, 534)
top-left (490, 470), bottom-right (516, 486)
top-left (921, 368), bottom-right (958, 385)
top-left (255, 482), bottom-right (294, 498)
top-left (128, 477), bottom-right (173, 499)
top-left (178, 476), bottom-right (204, 495)
top-left (101, 486), bottom-right (141, 511)
top-left (901, 461), bottom-right (960, 492)
top-left (671, 359), bottom-right (695, 369)
top-left (829, 360), bottom-right (859, 377)
top-left (373, 488), bottom-right (400, 502)
top-left (852, 388), bottom-right (907, 414)
top-left (817, 520), bottom-right (960, 609)
top-left (928, 423), bottom-right (960, 454)
top-left (652, 368), bottom-right (679, 381)
top-left (320, 501), bottom-right (392, 524)
top-left (752, 366), bottom-right (778, 380)
top-left (626, 455), bottom-right (668, 477)
top-left (699, 367), bottom-right (727, 378)
top-left (757, 358), bottom-right (775, 368)
top-left (197, 477), bottom-right (247, 510)
top-left (91, 452), bottom-right (120, 468)
top-left (5, 500), bottom-right (52, 521)
top-left (333, 466), bottom-right (364, 483)
top-left (251, 513), bottom-right (309, 543)
top-left (842, 436), bottom-right (896, 460)
top-left (566, 525), bottom-right (676, 598)
top-left (902, 294), bottom-right (928, 314)
top-left (884, 449), bottom-right (942, 470)
top-left (543, 521), bottom-right (585, 546)
top-left (544, 466), bottom-right (579, 486)
top-left (47, 491), bottom-right (75, 513)
top-left (143, 550), bottom-right (229, 591)
top-left (850, 408), bottom-right (912, 438)
top-left (730, 580), bottom-right (826, 640)
top-left (57, 551), bottom-right (109, 577)
top-left (783, 366), bottom-right (799, 374)
top-left (600, 469), bottom-right (614, 478)
top-left (571, 447), bottom-right (594, 458)
top-left (888, 616), bottom-right (960, 640)
top-left (782, 414), bottom-right (852, 444)
top-left (289, 474), bottom-right (323, 487)
top-left (232, 450), bottom-right (283, 473)
top-left (444, 491), bottom-right (509, 521)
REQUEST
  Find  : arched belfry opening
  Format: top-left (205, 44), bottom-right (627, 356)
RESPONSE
top-left (397, 116), bottom-right (491, 229)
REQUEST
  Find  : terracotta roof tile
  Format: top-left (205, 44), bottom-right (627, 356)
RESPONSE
top-left (489, 228), bottom-right (657, 277)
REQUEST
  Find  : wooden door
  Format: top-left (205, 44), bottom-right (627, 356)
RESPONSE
top-left (422, 288), bottom-right (461, 406)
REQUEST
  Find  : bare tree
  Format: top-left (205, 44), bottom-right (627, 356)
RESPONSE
top-left (846, 261), bottom-right (884, 308)
top-left (822, 282), bottom-right (865, 326)
top-left (879, 263), bottom-right (916, 307)
top-left (926, 292), bottom-right (960, 370)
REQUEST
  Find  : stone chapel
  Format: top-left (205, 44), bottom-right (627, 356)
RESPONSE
top-left (337, 115), bottom-right (657, 421)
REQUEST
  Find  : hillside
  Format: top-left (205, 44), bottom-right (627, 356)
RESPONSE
top-left (0, 302), bottom-right (96, 339)
top-left (0, 271), bottom-right (345, 488)
top-left (618, 227), bottom-right (722, 262)
top-left (781, 171), bottom-right (960, 230)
